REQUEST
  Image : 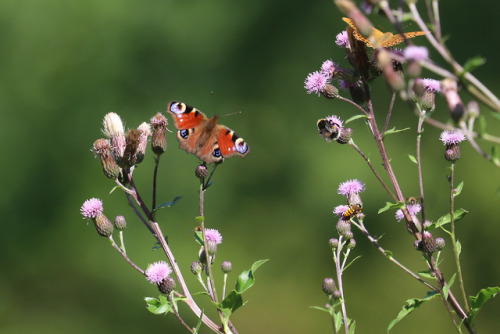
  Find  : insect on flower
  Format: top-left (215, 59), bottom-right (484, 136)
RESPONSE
top-left (343, 203), bottom-right (363, 219)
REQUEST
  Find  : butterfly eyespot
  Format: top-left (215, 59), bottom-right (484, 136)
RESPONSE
top-left (235, 138), bottom-right (249, 154)
top-left (212, 148), bottom-right (222, 158)
top-left (170, 102), bottom-right (185, 115)
top-left (179, 129), bottom-right (189, 139)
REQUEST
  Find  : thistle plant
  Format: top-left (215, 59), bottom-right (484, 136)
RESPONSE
top-left (306, 0), bottom-right (500, 333)
top-left (80, 109), bottom-right (266, 333)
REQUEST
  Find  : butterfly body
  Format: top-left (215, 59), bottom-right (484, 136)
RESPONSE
top-left (342, 17), bottom-right (426, 48)
top-left (167, 101), bottom-right (250, 164)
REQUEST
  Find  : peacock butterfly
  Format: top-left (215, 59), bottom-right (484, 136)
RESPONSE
top-left (166, 101), bottom-right (250, 164)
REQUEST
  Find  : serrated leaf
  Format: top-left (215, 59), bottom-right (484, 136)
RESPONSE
top-left (155, 196), bottom-right (183, 210)
top-left (426, 209), bottom-right (468, 230)
top-left (468, 287), bottom-right (500, 325)
top-left (378, 201), bottom-right (404, 214)
top-left (461, 55), bottom-right (486, 77)
top-left (408, 154), bottom-right (417, 164)
top-left (145, 296), bottom-right (174, 315)
top-left (235, 259), bottom-right (269, 294)
top-left (387, 291), bottom-right (440, 332)
top-left (417, 270), bottom-right (436, 280)
top-left (384, 127), bottom-right (410, 136)
top-left (454, 181), bottom-right (464, 197)
top-left (345, 114), bottom-right (369, 124)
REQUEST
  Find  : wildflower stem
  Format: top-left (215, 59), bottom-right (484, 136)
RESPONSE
top-left (169, 293), bottom-right (195, 334)
top-left (118, 230), bottom-right (126, 253)
top-left (334, 237), bottom-right (349, 334)
top-left (124, 192), bottom-right (155, 235)
top-left (449, 163), bottom-right (470, 313)
top-left (351, 221), bottom-right (438, 292)
top-left (416, 110), bottom-right (426, 223)
top-left (152, 155), bottom-right (161, 212)
top-left (108, 235), bottom-right (144, 275)
top-left (329, 295), bottom-right (338, 334)
top-left (337, 95), bottom-right (370, 118)
top-left (381, 92), bottom-right (396, 136)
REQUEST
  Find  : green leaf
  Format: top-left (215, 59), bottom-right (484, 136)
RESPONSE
top-left (425, 209), bottom-right (468, 230)
top-left (310, 305), bottom-right (331, 314)
top-left (443, 274), bottom-right (456, 300)
top-left (235, 259), bottom-right (269, 294)
top-left (345, 114), bottom-right (369, 124)
top-left (219, 290), bottom-right (244, 317)
top-left (417, 270), bottom-right (436, 280)
top-left (378, 201), bottom-right (404, 214)
top-left (194, 230), bottom-right (204, 246)
top-left (468, 287), bottom-right (500, 325)
top-left (492, 146), bottom-right (500, 167)
top-left (384, 127), bottom-right (410, 136)
top-left (145, 296), bottom-right (174, 315)
top-left (193, 309), bottom-right (204, 334)
top-left (195, 216), bottom-right (204, 224)
top-left (155, 196), bottom-right (183, 210)
top-left (384, 250), bottom-right (393, 259)
top-left (461, 55), bottom-right (486, 77)
top-left (454, 181), bottom-right (464, 197)
top-left (408, 154), bottom-right (417, 164)
top-left (387, 291), bottom-right (440, 332)
top-left (344, 255), bottom-right (362, 271)
top-left (456, 240), bottom-right (462, 257)
top-left (478, 115), bottom-right (486, 135)
top-left (348, 320), bottom-right (356, 334)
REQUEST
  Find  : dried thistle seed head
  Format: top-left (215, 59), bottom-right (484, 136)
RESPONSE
top-left (150, 113), bottom-right (168, 155)
top-left (122, 128), bottom-right (141, 168)
top-left (93, 139), bottom-right (121, 179)
top-left (135, 122), bottom-right (151, 164)
top-left (102, 112), bottom-right (126, 162)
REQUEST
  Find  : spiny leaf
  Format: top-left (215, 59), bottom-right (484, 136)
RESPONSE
top-left (425, 209), bottom-right (468, 230)
top-left (378, 201), bottom-right (404, 214)
top-left (468, 287), bottom-right (500, 325)
top-left (387, 291), bottom-right (440, 332)
top-left (155, 196), bottom-right (183, 210)
top-left (235, 259), bottom-right (269, 294)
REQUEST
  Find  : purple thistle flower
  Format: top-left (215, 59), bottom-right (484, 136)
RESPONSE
top-left (338, 179), bottom-right (365, 197)
top-left (335, 31), bottom-right (350, 48)
top-left (440, 130), bottom-right (466, 145)
top-left (326, 115), bottom-right (343, 129)
top-left (205, 228), bottom-right (223, 245)
top-left (421, 78), bottom-right (441, 92)
top-left (146, 261), bottom-right (172, 284)
top-left (395, 209), bottom-right (405, 222)
top-left (333, 205), bottom-right (349, 217)
top-left (404, 46), bottom-right (429, 61)
top-left (81, 198), bottom-right (103, 219)
top-left (407, 203), bottom-right (422, 215)
top-left (304, 71), bottom-right (329, 95)
top-left (321, 59), bottom-right (336, 76)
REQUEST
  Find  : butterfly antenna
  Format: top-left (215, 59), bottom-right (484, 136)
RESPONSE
top-left (222, 110), bottom-right (243, 118)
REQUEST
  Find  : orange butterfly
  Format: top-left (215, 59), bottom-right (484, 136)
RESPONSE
top-left (342, 17), bottom-right (426, 48)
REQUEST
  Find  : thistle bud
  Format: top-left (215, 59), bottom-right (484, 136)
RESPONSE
top-left (322, 277), bottom-right (337, 296)
top-left (333, 290), bottom-right (342, 299)
top-left (206, 240), bottom-right (218, 256)
top-left (421, 231), bottom-right (436, 254)
top-left (150, 113), bottom-right (168, 155)
top-left (329, 238), bottom-right (339, 249)
top-left (191, 261), bottom-right (203, 275)
top-left (336, 219), bottom-right (351, 237)
top-left (321, 83), bottom-right (339, 99)
top-left (94, 212), bottom-right (114, 237)
top-left (347, 238), bottom-right (357, 249)
top-left (442, 78), bottom-right (465, 123)
top-left (467, 101), bottom-right (480, 119)
top-left (122, 129), bottom-right (141, 168)
top-left (221, 261), bottom-right (233, 274)
top-left (435, 237), bottom-right (446, 250)
top-left (195, 164), bottom-right (209, 179)
top-left (93, 139), bottom-right (121, 179)
top-left (114, 215), bottom-right (127, 231)
top-left (158, 276), bottom-right (176, 295)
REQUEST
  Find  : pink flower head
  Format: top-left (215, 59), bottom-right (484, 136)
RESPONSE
top-left (395, 209), bottom-right (405, 222)
top-left (321, 59), bottom-right (336, 76)
top-left (325, 115), bottom-right (343, 129)
top-left (81, 198), bottom-right (103, 219)
top-left (440, 130), bottom-right (466, 145)
top-left (333, 205), bottom-right (349, 217)
top-left (407, 203), bottom-right (422, 215)
top-left (335, 31), bottom-right (350, 48)
top-left (304, 71), bottom-right (329, 95)
top-left (404, 46), bottom-right (429, 61)
top-left (421, 78), bottom-right (441, 93)
top-left (145, 261), bottom-right (172, 284)
top-left (205, 228), bottom-right (223, 245)
top-left (338, 179), bottom-right (365, 197)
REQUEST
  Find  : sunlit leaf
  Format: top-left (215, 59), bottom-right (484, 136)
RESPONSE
top-left (378, 201), bottom-right (404, 214)
top-left (387, 291), bottom-right (440, 332)
top-left (425, 209), bottom-right (468, 230)
top-left (454, 181), bottom-right (464, 197)
top-left (408, 154), bottom-right (417, 164)
top-left (492, 146), bottom-right (500, 167)
top-left (468, 287), bottom-right (500, 325)
top-left (155, 195), bottom-right (183, 210)
top-left (345, 114), bottom-right (369, 124)
top-left (235, 259), bottom-right (269, 294)
top-left (145, 296), bottom-right (174, 315)
top-left (384, 127), bottom-right (410, 136)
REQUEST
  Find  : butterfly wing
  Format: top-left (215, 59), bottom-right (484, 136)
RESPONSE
top-left (215, 125), bottom-right (250, 160)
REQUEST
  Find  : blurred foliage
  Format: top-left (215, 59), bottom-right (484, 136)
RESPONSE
top-left (1, 0), bottom-right (499, 333)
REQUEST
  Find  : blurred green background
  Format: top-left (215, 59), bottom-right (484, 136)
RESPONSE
top-left (1, 0), bottom-right (499, 333)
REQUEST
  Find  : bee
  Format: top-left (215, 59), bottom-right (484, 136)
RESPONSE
top-left (343, 203), bottom-right (363, 219)
top-left (407, 197), bottom-right (420, 205)
top-left (317, 118), bottom-right (341, 142)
